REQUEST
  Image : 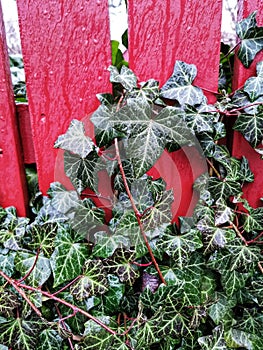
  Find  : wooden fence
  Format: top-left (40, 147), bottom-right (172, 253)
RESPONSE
top-left (0, 0), bottom-right (262, 217)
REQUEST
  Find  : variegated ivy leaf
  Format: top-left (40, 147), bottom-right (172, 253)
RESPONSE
top-left (54, 119), bottom-right (97, 158)
top-left (183, 105), bottom-right (215, 134)
top-left (50, 227), bottom-right (89, 287)
top-left (128, 79), bottom-right (160, 102)
top-left (108, 65), bottom-right (137, 91)
top-left (208, 239), bottom-right (261, 273)
top-left (15, 252), bottom-right (51, 287)
top-left (64, 150), bottom-right (99, 193)
top-left (244, 61), bottom-right (263, 101)
top-left (214, 200), bottom-right (235, 226)
top-left (225, 328), bottom-right (263, 349)
top-left (105, 250), bottom-right (139, 285)
top-left (237, 309), bottom-right (263, 336)
top-left (240, 156), bottom-right (254, 183)
top-left (48, 182), bottom-right (79, 215)
top-left (242, 206), bottom-right (263, 232)
top-left (0, 251), bottom-right (15, 281)
top-left (221, 270), bottom-right (249, 298)
top-left (198, 326), bottom-right (227, 349)
top-left (92, 231), bottom-right (129, 258)
top-left (27, 223), bottom-right (57, 258)
top-left (208, 292), bottom-right (236, 325)
top-left (70, 260), bottom-right (108, 300)
top-left (115, 211), bottom-right (141, 246)
top-left (0, 318), bottom-right (39, 350)
top-left (208, 177), bottom-right (241, 201)
top-left (236, 11), bottom-right (263, 68)
top-left (111, 99), bottom-right (194, 177)
top-left (142, 190), bottom-right (174, 232)
top-left (234, 104), bottom-right (263, 147)
top-left (37, 329), bottom-right (63, 350)
top-left (0, 288), bottom-right (20, 318)
top-left (0, 207), bottom-right (29, 251)
top-left (160, 61), bottom-right (206, 105)
top-left (159, 229), bottom-right (202, 269)
top-left (71, 198), bottom-right (105, 238)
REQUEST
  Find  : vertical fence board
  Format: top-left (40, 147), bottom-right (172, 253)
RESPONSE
top-left (0, 4), bottom-right (28, 216)
top-left (16, 0), bottom-right (112, 194)
top-left (232, 0), bottom-right (263, 208)
top-left (128, 0), bottom-right (223, 218)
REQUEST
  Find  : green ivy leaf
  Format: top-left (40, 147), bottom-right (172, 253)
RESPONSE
top-left (70, 260), bottom-right (108, 300)
top-left (102, 274), bottom-right (125, 314)
top-left (240, 156), bottom-right (254, 183)
top-left (37, 329), bottom-right (63, 350)
top-left (0, 288), bottom-right (20, 317)
top-left (225, 328), bottom-right (263, 349)
top-left (208, 292), bottom-right (236, 325)
top-left (236, 11), bottom-right (263, 68)
top-left (214, 200), bottom-right (235, 226)
top-left (50, 227), bottom-right (89, 287)
top-left (160, 61), bottom-right (206, 105)
top-left (198, 326), bottom-right (227, 349)
top-left (221, 270), bottom-right (249, 297)
top-left (54, 119), bottom-right (96, 157)
top-left (242, 206), bottom-right (263, 232)
top-left (71, 198), bottom-right (105, 238)
top-left (92, 231), bottom-right (129, 258)
top-left (208, 177), bottom-right (241, 201)
top-left (27, 222), bottom-right (57, 258)
top-left (244, 61), bottom-right (263, 101)
top-left (0, 318), bottom-right (38, 350)
top-left (105, 250), bottom-right (139, 285)
top-left (128, 79), bottom-right (160, 102)
top-left (108, 65), bottom-right (137, 91)
top-left (234, 105), bottom-right (263, 147)
top-left (183, 105), bottom-right (215, 134)
top-left (48, 182), bottom-right (79, 215)
top-left (15, 252), bottom-right (51, 287)
top-left (0, 251), bottom-right (16, 281)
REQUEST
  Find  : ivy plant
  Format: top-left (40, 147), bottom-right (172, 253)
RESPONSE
top-left (0, 11), bottom-right (263, 350)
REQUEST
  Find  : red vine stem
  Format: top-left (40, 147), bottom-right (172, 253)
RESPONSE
top-left (0, 270), bottom-right (42, 317)
top-left (0, 270), bottom-right (116, 336)
top-left (18, 248), bottom-right (40, 283)
top-left (51, 275), bottom-right (83, 296)
top-left (114, 138), bottom-right (166, 285)
top-left (247, 231), bottom-right (263, 245)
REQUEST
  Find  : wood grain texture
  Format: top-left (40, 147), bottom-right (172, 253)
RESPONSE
top-left (232, 0), bottom-right (263, 208)
top-left (0, 4), bottom-right (28, 216)
top-left (128, 0), bottom-right (222, 218)
top-left (16, 0), bottom-right (112, 193)
top-left (16, 104), bottom-right (35, 164)
top-left (128, 0), bottom-right (223, 101)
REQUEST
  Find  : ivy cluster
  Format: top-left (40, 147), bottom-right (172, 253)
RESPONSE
top-left (0, 11), bottom-right (263, 350)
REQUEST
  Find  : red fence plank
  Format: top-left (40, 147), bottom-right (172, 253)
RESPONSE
top-left (128, 0), bottom-right (223, 218)
top-left (232, 0), bottom-right (263, 208)
top-left (128, 0), bottom-right (223, 101)
top-left (16, 104), bottom-right (35, 164)
top-left (0, 4), bottom-right (28, 216)
top-left (16, 0), bottom-right (112, 194)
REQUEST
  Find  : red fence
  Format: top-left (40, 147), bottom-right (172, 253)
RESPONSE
top-left (0, 0), bottom-right (262, 217)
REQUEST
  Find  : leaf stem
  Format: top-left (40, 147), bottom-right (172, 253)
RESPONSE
top-left (0, 270), bottom-right (42, 317)
top-left (51, 275), bottom-right (83, 296)
top-left (247, 231), bottom-right (263, 245)
top-left (229, 221), bottom-right (248, 246)
top-left (206, 158), bottom-right (221, 179)
top-left (18, 248), bottom-right (40, 284)
top-left (114, 138), bottom-right (166, 285)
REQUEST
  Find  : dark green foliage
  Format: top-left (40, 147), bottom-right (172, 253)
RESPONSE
top-left (1, 12), bottom-right (263, 350)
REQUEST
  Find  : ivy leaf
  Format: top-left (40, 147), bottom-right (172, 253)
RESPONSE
top-left (242, 206), bottom-right (263, 232)
top-left (71, 198), bottom-right (105, 238)
top-left (159, 229), bottom-right (202, 269)
top-left (198, 326), bottom-right (227, 349)
top-left (221, 270), bottom-right (249, 297)
top-left (128, 79), bottom-right (160, 102)
top-left (225, 328), bottom-right (263, 349)
top-left (15, 252), bottom-right (51, 287)
top-left (244, 61), bottom-right (263, 101)
top-left (70, 260), bottom-right (108, 300)
top-left (0, 251), bottom-right (16, 281)
top-left (237, 309), bottom-right (263, 336)
top-left (105, 250), bottom-right (139, 285)
top-left (0, 288), bottom-right (20, 317)
top-left (54, 119), bottom-right (96, 158)
top-left (37, 329), bottom-right (63, 350)
top-left (208, 292), bottom-right (236, 325)
top-left (92, 231), bottom-right (129, 258)
top-left (102, 274), bottom-right (125, 314)
top-left (209, 177), bottom-right (241, 201)
top-left (27, 222), bottom-right (58, 258)
top-left (48, 182), bottom-right (79, 215)
top-left (50, 226), bottom-right (89, 287)
top-left (64, 150), bottom-right (100, 193)
top-left (240, 156), bottom-right (254, 183)
top-left (135, 320), bottom-right (157, 348)
top-left (142, 190), bottom-right (174, 231)
top-left (234, 105), bottom-right (263, 147)
top-left (0, 207), bottom-right (29, 250)
top-left (0, 318), bottom-right (38, 350)
top-left (236, 11), bottom-right (263, 68)
top-left (108, 65), bottom-right (137, 91)
top-left (214, 200), bottom-right (235, 226)
top-left (160, 61), bottom-right (206, 105)
top-left (183, 105), bottom-right (215, 134)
